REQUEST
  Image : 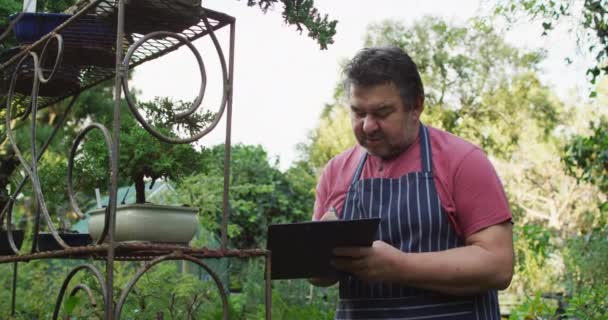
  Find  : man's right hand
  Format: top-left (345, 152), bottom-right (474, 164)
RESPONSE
top-left (309, 208), bottom-right (339, 287)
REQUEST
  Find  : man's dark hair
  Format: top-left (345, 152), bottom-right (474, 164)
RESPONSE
top-left (343, 46), bottom-right (424, 109)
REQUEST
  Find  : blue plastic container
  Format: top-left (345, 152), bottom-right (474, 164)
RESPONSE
top-left (9, 12), bottom-right (72, 44)
top-left (8, 12), bottom-right (116, 67)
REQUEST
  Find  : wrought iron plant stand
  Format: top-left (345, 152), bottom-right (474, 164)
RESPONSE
top-left (0, 0), bottom-right (272, 318)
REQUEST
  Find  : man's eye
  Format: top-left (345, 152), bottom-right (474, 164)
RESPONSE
top-left (376, 109), bottom-right (392, 118)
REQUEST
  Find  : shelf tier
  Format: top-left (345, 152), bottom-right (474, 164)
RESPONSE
top-left (1, 0), bottom-right (234, 111)
top-left (0, 243), bottom-right (268, 263)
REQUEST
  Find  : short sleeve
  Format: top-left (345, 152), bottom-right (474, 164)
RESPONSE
top-left (451, 149), bottom-right (512, 237)
top-left (313, 164), bottom-right (331, 221)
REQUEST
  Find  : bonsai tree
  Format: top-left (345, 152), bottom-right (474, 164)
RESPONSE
top-left (75, 97), bottom-right (212, 205)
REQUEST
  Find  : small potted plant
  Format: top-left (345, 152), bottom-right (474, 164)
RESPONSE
top-left (36, 216), bottom-right (92, 252)
top-left (82, 98), bottom-right (212, 244)
top-left (37, 227), bottom-right (91, 251)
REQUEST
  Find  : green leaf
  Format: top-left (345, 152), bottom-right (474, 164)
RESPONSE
top-left (64, 296), bottom-right (81, 314)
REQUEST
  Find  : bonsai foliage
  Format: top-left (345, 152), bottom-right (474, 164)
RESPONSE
top-left (243, 0), bottom-right (337, 49)
top-left (75, 98), bottom-right (210, 204)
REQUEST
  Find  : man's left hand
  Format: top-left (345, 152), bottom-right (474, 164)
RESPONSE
top-left (331, 240), bottom-right (403, 282)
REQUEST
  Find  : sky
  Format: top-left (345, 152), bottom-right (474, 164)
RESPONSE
top-left (130, 0), bottom-right (591, 170)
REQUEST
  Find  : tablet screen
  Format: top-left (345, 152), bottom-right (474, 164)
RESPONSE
top-left (267, 218), bottom-right (381, 280)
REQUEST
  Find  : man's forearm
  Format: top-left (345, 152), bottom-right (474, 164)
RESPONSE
top-left (390, 244), bottom-right (512, 295)
top-left (325, 222), bottom-right (514, 295)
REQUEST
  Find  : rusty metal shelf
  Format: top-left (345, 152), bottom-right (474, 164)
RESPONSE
top-left (1, 0), bottom-right (233, 110)
top-left (0, 243), bottom-right (268, 263)
top-left (0, 1), bottom-right (264, 318)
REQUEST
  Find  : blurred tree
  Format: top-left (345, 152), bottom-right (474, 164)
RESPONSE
top-left (497, 1), bottom-right (608, 315)
top-left (301, 17), bottom-right (561, 167)
top-left (179, 144), bottom-right (315, 249)
top-left (495, 0), bottom-right (608, 87)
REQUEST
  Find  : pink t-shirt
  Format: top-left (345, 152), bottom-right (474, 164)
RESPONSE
top-left (314, 126), bottom-right (512, 238)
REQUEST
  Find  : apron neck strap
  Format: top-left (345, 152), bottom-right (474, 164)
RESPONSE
top-left (419, 123), bottom-right (433, 173)
top-left (350, 150), bottom-right (368, 185)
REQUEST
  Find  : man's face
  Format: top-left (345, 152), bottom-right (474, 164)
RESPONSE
top-left (349, 83), bottom-right (421, 159)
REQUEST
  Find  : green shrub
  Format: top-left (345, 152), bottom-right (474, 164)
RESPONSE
top-left (564, 284), bottom-right (608, 319)
top-left (508, 292), bottom-right (557, 320)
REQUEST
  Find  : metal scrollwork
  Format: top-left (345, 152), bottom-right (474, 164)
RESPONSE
top-left (38, 34), bottom-right (64, 84)
top-left (121, 12), bottom-right (229, 144)
top-left (115, 253), bottom-right (230, 320)
top-left (0, 1), bottom-right (257, 319)
top-left (0, 95), bottom-right (78, 254)
top-left (52, 264), bottom-right (108, 320)
top-left (4, 41), bottom-right (73, 251)
top-left (67, 123), bottom-right (115, 244)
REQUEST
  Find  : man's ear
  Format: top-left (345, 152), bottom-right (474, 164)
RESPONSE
top-left (411, 96), bottom-right (424, 120)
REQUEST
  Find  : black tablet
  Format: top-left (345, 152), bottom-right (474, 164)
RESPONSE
top-left (267, 218), bottom-right (381, 280)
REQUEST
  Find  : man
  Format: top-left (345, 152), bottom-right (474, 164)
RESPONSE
top-left (310, 47), bottom-right (514, 319)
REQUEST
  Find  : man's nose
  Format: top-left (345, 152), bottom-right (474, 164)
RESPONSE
top-left (362, 115), bottom-right (379, 133)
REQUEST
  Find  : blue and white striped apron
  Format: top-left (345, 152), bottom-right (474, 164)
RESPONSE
top-left (336, 124), bottom-right (500, 319)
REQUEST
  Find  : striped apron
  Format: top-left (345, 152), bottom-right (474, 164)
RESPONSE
top-left (336, 124), bottom-right (500, 319)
